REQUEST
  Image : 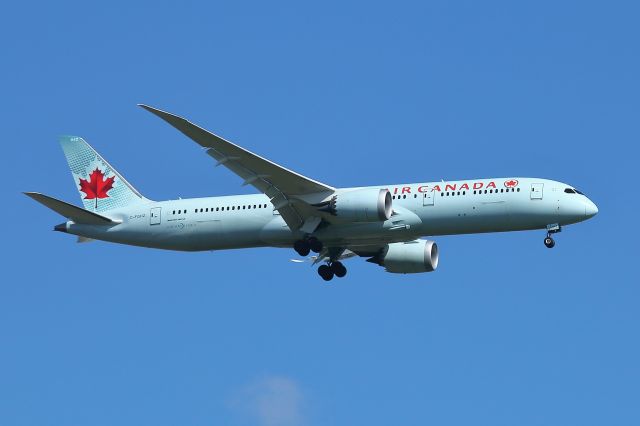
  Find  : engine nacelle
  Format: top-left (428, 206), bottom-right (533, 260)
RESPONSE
top-left (377, 240), bottom-right (439, 273)
top-left (317, 188), bottom-right (392, 222)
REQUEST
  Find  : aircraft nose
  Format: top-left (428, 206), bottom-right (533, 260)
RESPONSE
top-left (585, 199), bottom-right (598, 218)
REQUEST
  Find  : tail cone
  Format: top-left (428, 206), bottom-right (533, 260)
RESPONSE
top-left (54, 222), bottom-right (68, 233)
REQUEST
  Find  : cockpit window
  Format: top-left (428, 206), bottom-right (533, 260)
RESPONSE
top-left (565, 188), bottom-right (586, 195)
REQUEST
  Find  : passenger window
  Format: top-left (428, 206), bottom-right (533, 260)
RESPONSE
top-left (172, 210), bottom-right (175, 214)
top-left (457, 191), bottom-right (460, 196)
top-left (517, 188), bottom-right (520, 192)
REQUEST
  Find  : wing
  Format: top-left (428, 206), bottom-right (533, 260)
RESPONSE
top-left (139, 105), bottom-right (334, 230)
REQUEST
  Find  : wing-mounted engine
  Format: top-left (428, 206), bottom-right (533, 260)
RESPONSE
top-left (313, 188), bottom-right (392, 222)
top-left (368, 240), bottom-right (439, 273)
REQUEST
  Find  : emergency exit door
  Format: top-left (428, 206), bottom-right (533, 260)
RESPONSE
top-left (423, 191), bottom-right (435, 206)
top-left (530, 183), bottom-right (544, 200)
top-left (150, 207), bottom-right (162, 225)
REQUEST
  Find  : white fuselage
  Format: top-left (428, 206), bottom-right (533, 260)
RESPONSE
top-left (62, 177), bottom-right (598, 251)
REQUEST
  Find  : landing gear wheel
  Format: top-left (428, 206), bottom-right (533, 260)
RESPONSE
top-left (294, 240), bottom-right (310, 257)
top-left (331, 261), bottom-right (347, 278)
top-left (544, 236), bottom-right (555, 248)
top-left (318, 264), bottom-right (334, 281)
top-left (308, 237), bottom-right (323, 253)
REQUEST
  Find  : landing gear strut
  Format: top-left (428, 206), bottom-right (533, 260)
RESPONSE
top-left (293, 237), bottom-right (323, 257)
top-left (317, 261), bottom-right (347, 282)
top-left (544, 224), bottom-right (561, 249)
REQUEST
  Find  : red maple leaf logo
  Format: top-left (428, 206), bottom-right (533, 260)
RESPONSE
top-left (79, 168), bottom-right (115, 209)
top-left (504, 179), bottom-right (519, 188)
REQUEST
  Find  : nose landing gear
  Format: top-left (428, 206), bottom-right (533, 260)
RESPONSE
top-left (544, 236), bottom-right (555, 248)
top-left (544, 224), bottom-right (561, 249)
top-left (317, 261), bottom-right (347, 282)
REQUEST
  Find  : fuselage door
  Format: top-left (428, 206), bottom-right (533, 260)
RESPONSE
top-left (150, 207), bottom-right (162, 225)
top-left (423, 190), bottom-right (435, 206)
top-left (530, 183), bottom-right (544, 200)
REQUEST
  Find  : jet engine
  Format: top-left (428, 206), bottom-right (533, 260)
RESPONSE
top-left (371, 240), bottom-right (439, 273)
top-left (314, 188), bottom-right (392, 222)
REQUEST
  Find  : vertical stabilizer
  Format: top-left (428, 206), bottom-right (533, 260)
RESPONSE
top-left (59, 136), bottom-right (148, 212)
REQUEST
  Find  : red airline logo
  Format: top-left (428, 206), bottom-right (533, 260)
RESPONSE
top-left (391, 179), bottom-right (520, 194)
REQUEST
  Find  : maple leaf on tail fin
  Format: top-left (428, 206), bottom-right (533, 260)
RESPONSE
top-left (79, 168), bottom-right (115, 210)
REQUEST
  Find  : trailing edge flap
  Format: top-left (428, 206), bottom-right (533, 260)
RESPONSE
top-left (24, 192), bottom-right (114, 225)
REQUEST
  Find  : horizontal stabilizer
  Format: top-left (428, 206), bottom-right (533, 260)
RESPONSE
top-left (24, 192), bottom-right (114, 225)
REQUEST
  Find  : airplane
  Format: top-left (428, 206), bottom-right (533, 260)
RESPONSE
top-left (25, 105), bottom-right (599, 281)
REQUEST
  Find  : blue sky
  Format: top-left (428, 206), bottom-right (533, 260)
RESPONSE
top-left (1, 1), bottom-right (639, 425)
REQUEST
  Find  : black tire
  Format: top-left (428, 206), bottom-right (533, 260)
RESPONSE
top-left (331, 261), bottom-right (347, 278)
top-left (318, 264), bottom-right (334, 281)
top-left (544, 237), bottom-right (555, 248)
top-left (294, 240), bottom-right (311, 257)
top-left (309, 237), bottom-right (323, 253)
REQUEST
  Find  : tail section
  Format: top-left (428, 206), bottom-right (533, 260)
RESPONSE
top-left (59, 136), bottom-right (148, 212)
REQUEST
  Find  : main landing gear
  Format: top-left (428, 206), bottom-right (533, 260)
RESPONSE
top-left (293, 237), bottom-right (323, 257)
top-left (317, 261), bottom-right (347, 282)
top-left (292, 237), bottom-right (347, 282)
top-left (544, 224), bottom-right (561, 249)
